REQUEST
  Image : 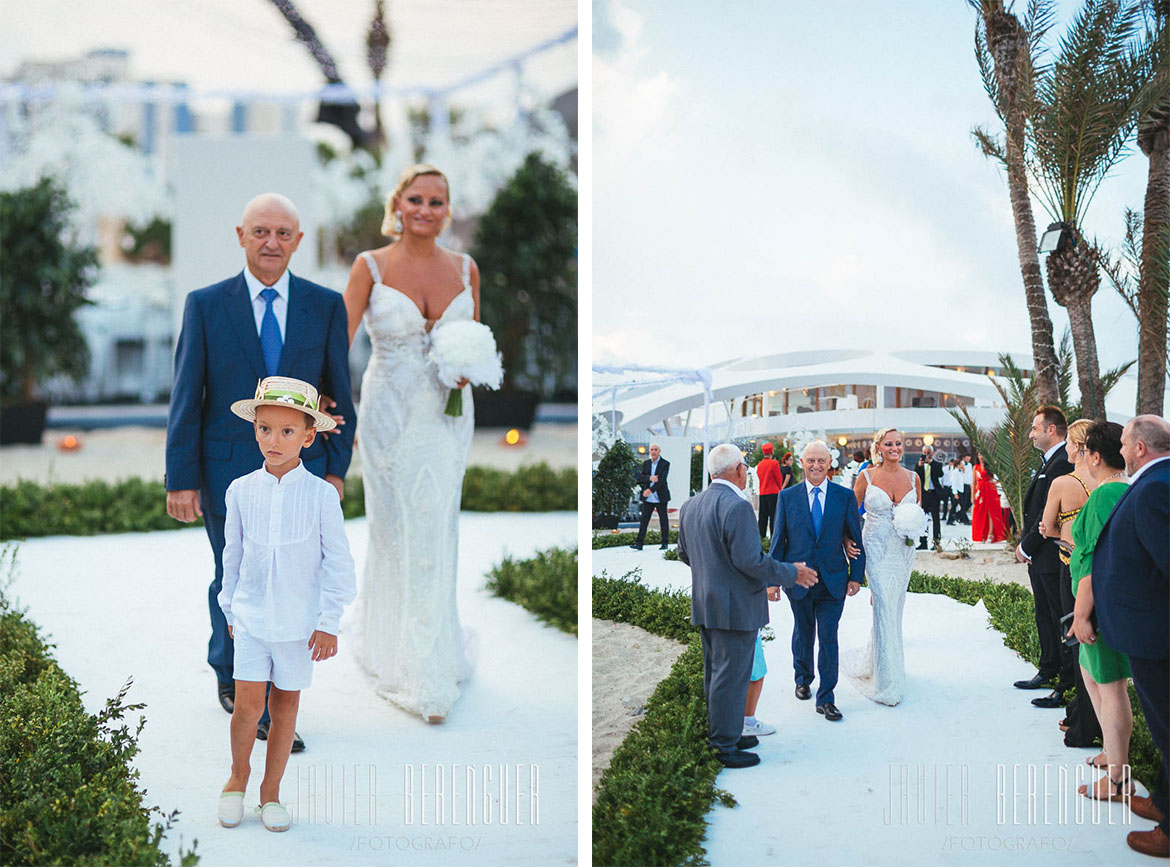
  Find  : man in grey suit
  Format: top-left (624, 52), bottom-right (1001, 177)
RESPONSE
top-left (678, 443), bottom-right (819, 768)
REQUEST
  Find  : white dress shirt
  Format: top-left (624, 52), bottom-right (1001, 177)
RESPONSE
top-left (219, 461), bottom-right (356, 641)
top-left (243, 267), bottom-right (290, 341)
top-left (646, 458), bottom-right (660, 503)
top-left (1128, 454), bottom-right (1170, 485)
top-left (804, 479), bottom-right (827, 511)
top-left (711, 477), bottom-right (750, 501)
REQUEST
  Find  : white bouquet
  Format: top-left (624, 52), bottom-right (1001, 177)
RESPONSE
top-left (428, 320), bottom-right (504, 416)
top-left (893, 501), bottom-right (927, 547)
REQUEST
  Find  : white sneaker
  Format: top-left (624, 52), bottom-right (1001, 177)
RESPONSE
top-left (259, 801), bottom-right (291, 832)
top-left (217, 791), bottom-right (245, 828)
top-left (742, 719), bottom-right (777, 736)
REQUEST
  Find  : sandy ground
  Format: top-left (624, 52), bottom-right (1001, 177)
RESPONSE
top-left (8, 512), bottom-right (576, 866)
top-left (0, 421), bottom-right (576, 485)
top-left (590, 619), bottom-right (685, 801)
top-left (591, 545), bottom-right (1156, 866)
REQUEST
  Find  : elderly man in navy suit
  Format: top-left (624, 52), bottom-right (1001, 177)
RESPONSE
top-left (1091, 415), bottom-right (1170, 858)
top-left (165, 193), bottom-right (355, 750)
top-left (769, 440), bottom-right (865, 722)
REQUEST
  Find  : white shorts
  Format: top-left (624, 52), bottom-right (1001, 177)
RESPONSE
top-left (233, 628), bottom-right (313, 691)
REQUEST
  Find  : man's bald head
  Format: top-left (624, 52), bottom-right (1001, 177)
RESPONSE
top-left (236, 193), bottom-right (304, 285)
top-left (801, 440), bottom-right (831, 486)
top-left (1121, 414), bottom-right (1170, 475)
top-left (241, 193), bottom-right (300, 229)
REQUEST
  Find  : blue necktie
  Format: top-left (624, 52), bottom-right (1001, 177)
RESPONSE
top-left (811, 486), bottom-right (823, 537)
top-left (259, 287), bottom-right (282, 376)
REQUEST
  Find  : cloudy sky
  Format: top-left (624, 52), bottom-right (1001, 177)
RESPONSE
top-left (592, 0), bottom-right (1152, 393)
top-left (1, 0), bottom-right (576, 101)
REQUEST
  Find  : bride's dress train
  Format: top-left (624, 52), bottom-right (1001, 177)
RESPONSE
top-left (846, 473), bottom-right (917, 706)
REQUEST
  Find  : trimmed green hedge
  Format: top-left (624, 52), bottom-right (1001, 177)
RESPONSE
top-left (485, 546), bottom-right (578, 635)
top-left (0, 463), bottom-right (576, 540)
top-left (0, 549), bottom-right (197, 866)
top-left (592, 568), bottom-right (1159, 866)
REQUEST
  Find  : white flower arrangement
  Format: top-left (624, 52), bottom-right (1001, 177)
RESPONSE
top-left (428, 320), bottom-right (504, 416)
top-left (893, 501), bottom-right (927, 547)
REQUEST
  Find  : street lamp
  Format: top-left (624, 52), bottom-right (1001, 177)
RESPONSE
top-left (1038, 222), bottom-right (1072, 254)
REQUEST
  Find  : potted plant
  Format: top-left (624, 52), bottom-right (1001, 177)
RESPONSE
top-left (0, 177), bottom-right (97, 444)
top-left (470, 152), bottom-right (577, 428)
top-left (592, 439), bottom-right (637, 529)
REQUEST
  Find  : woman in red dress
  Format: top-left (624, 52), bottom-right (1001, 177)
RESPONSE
top-left (971, 453), bottom-right (1007, 543)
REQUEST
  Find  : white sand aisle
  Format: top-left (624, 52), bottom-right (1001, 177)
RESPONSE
top-left (9, 513), bottom-right (577, 866)
top-left (594, 546), bottom-right (1153, 866)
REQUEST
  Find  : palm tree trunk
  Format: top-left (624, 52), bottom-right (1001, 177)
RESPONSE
top-left (1137, 118), bottom-right (1169, 415)
top-left (984, 4), bottom-right (1062, 404)
top-left (1049, 238), bottom-right (1108, 418)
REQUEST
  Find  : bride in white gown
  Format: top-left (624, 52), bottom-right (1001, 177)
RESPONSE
top-left (342, 164), bottom-right (479, 723)
top-left (847, 427), bottom-right (922, 706)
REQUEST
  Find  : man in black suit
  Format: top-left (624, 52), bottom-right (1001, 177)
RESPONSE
top-left (631, 443), bottom-right (671, 550)
top-left (1012, 405), bottom-right (1074, 708)
top-left (915, 445), bottom-right (944, 550)
top-left (1090, 415), bottom-right (1170, 857)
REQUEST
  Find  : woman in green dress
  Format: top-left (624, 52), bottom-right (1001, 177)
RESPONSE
top-left (1067, 420), bottom-right (1133, 802)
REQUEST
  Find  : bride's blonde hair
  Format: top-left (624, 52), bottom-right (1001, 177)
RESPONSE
top-left (871, 427), bottom-right (900, 465)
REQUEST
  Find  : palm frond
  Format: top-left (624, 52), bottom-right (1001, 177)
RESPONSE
top-left (975, 21), bottom-right (1005, 119)
top-left (1030, 0), bottom-right (1149, 224)
top-left (972, 125), bottom-right (1008, 163)
top-left (1056, 328), bottom-right (1076, 411)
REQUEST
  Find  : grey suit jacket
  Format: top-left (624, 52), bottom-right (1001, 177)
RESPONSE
top-left (678, 482), bottom-right (798, 631)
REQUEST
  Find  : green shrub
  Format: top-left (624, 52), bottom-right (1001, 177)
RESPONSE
top-left (1, 464), bottom-right (577, 540)
top-left (592, 529), bottom-right (678, 550)
top-left (485, 547), bottom-right (577, 635)
top-left (0, 557), bottom-right (197, 865)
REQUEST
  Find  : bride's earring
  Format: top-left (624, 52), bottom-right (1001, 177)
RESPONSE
top-left (393, 211), bottom-right (404, 234)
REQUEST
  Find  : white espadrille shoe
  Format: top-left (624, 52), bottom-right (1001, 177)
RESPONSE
top-left (259, 801), bottom-right (291, 832)
top-left (217, 791), bottom-right (245, 828)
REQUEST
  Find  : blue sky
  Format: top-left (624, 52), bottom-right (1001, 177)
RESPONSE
top-left (592, 0), bottom-right (1151, 396)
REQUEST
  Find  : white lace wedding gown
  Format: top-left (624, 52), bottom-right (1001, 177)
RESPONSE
top-left (349, 251), bottom-right (474, 719)
top-left (847, 469), bottom-right (917, 706)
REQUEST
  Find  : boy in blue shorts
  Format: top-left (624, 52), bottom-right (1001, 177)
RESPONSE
top-left (216, 376), bottom-right (356, 832)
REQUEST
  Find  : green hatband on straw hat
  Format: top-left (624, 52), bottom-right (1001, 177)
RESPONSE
top-left (230, 376), bottom-right (337, 431)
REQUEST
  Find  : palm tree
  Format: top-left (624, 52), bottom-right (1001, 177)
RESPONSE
top-left (970, 0), bottom-right (1062, 405)
top-left (948, 354), bottom-right (1038, 539)
top-left (267, 0), bottom-right (376, 150)
top-left (1027, 0), bottom-right (1154, 419)
top-left (366, 0), bottom-right (392, 147)
top-left (1132, 0), bottom-right (1170, 414)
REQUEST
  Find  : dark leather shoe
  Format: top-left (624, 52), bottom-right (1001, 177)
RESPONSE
top-left (817, 702), bottom-right (843, 721)
top-left (1131, 795), bottom-right (1166, 824)
top-left (737, 735), bottom-right (759, 750)
top-left (660, 544), bottom-right (669, 550)
top-left (716, 749), bottom-right (760, 768)
top-left (1014, 673), bottom-right (1054, 690)
top-left (217, 681), bottom-right (235, 714)
top-left (1031, 691), bottom-right (1067, 708)
top-left (1126, 825), bottom-right (1170, 858)
top-left (628, 544), bottom-right (643, 550)
top-left (255, 722), bottom-right (306, 752)
top-left (795, 684), bottom-right (811, 701)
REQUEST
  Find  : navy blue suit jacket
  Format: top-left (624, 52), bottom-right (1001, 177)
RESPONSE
top-left (165, 271), bottom-right (355, 516)
top-left (769, 481), bottom-right (865, 600)
top-left (1093, 458), bottom-right (1169, 660)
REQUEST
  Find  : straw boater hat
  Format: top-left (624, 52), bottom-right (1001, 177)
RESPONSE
top-left (230, 376), bottom-right (337, 431)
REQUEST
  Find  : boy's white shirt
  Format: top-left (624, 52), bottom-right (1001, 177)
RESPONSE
top-left (218, 461), bottom-right (356, 642)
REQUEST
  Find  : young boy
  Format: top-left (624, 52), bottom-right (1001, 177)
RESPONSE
top-left (216, 376), bottom-right (356, 832)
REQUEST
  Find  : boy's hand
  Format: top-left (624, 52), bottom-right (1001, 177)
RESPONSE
top-left (308, 630), bottom-right (338, 661)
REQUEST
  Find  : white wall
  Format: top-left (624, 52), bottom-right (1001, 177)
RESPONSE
top-left (170, 136), bottom-right (320, 340)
